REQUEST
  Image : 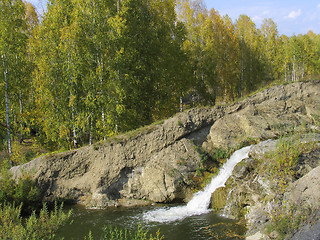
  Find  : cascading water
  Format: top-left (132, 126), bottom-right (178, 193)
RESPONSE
top-left (143, 145), bottom-right (252, 223)
top-left (222, 188), bottom-right (235, 217)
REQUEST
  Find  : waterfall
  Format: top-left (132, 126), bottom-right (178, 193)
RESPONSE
top-left (143, 145), bottom-right (252, 223)
top-left (222, 187), bottom-right (235, 217)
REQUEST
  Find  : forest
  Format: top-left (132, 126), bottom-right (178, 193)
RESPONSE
top-left (1, 0), bottom-right (320, 158)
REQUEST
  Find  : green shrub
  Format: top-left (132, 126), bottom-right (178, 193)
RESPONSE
top-left (270, 205), bottom-right (311, 240)
top-left (84, 225), bottom-right (163, 240)
top-left (0, 202), bottom-right (72, 240)
top-left (210, 147), bottom-right (228, 162)
top-left (0, 170), bottom-right (42, 214)
top-left (256, 133), bottom-right (319, 239)
top-left (263, 134), bottom-right (318, 193)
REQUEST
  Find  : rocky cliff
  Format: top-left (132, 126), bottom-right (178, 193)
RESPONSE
top-left (204, 80), bottom-right (320, 150)
top-left (211, 136), bottom-right (320, 239)
top-left (11, 107), bottom-right (218, 207)
top-left (10, 80), bottom-right (320, 228)
top-left (204, 80), bottom-right (320, 239)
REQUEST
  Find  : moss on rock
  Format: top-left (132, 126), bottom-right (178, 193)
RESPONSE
top-left (210, 187), bottom-right (228, 211)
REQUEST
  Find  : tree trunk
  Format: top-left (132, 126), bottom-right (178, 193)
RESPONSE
top-left (2, 56), bottom-right (12, 165)
top-left (72, 107), bottom-right (78, 148)
top-left (89, 114), bottom-right (93, 145)
top-left (102, 108), bottom-right (106, 141)
top-left (19, 90), bottom-right (24, 143)
top-left (240, 57), bottom-right (244, 98)
top-left (284, 64), bottom-right (287, 82)
top-left (98, 55), bottom-right (106, 141)
top-left (292, 55), bottom-right (296, 82)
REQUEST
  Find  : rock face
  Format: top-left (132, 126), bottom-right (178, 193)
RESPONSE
top-left (290, 217), bottom-right (320, 240)
top-left (204, 81), bottom-right (320, 150)
top-left (285, 165), bottom-right (320, 210)
top-left (216, 140), bottom-right (279, 221)
top-left (285, 165), bottom-right (320, 240)
top-left (10, 80), bottom-right (320, 209)
top-left (10, 108), bottom-right (217, 207)
top-left (213, 136), bottom-right (320, 239)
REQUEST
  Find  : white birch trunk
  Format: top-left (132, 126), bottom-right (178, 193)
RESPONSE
top-left (72, 107), bottom-right (78, 148)
top-left (292, 55), bottom-right (296, 82)
top-left (19, 90), bottom-right (23, 142)
top-left (284, 64), bottom-right (287, 82)
top-left (2, 55), bottom-right (12, 164)
top-left (89, 114), bottom-right (93, 145)
top-left (102, 108), bottom-right (106, 141)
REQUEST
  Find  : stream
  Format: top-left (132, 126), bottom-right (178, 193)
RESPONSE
top-left (55, 146), bottom-right (251, 239)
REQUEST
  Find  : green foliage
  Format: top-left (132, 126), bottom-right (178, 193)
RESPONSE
top-left (31, 0), bottom-right (188, 150)
top-left (262, 133), bottom-right (318, 193)
top-left (0, 0), bottom-right (36, 163)
top-left (199, 172), bottom-right (217, 189)
top-left (268, 205), bottom-right (312, 240)
top-left (1, 0), bottom-right (320, 154)
top-left (0, 166), bottom-right (42, 214)
top-left (0, 202), bottom-right (72, 240)
top-left (84, 225), bottom-right (163, 240)
top-left (210, 147), bottom-right (229, 162)
top-left (199, 150), bottom-right (209, 163)
top-left (9, 140), bottom-right (46, 166)
top-left (191, 146), bottom-right (230, 188)
top-left (195, 167), bottom-right (204, 177)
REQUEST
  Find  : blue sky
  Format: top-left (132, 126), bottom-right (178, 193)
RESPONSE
top-left (204, 0), bottom-right (320, 36)
top-left (28, 0), bottom-right (320, 36)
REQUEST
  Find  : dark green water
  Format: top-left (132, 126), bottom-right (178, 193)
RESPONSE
top-left (55, 205), bottom-right (246, 240)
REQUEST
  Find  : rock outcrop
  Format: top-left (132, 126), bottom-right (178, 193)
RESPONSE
top-left (10, 108), bottom-right (218, 207)
top-left (212, 135), bottom-right (320, 239)
top-left (204, 81), bottom-right (320, 150)
top-left (10, 80), bottom-right (320, 212)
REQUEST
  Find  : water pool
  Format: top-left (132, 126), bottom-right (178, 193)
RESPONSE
top-left (55, 204), bottom-right (246, 240)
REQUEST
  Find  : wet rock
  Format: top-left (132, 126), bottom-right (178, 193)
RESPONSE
top-left (210, 187), bottom-right (228, 211)
top-left (232, 157), bottom-right (257, 179)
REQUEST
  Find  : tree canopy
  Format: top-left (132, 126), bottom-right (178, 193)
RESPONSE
top-left (1, 0), bottom-right (320, 153)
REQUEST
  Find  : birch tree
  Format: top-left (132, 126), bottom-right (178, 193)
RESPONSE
top-left (0, 0), bottom-right (27, 164)
top-left (235, 15), bottom-right (264, 96)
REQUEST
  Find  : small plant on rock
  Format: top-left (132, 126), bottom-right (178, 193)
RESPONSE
top-left (263, 134), bottom-right (318, 193)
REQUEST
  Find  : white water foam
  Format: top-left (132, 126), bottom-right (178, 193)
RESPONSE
top-left (143, 145), bottom-right (252, 223)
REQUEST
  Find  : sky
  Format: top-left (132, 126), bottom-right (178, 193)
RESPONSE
top-left (28, 0), bottom-right (320, 36)
top-left (204, 0), bottom-right (320, 36)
